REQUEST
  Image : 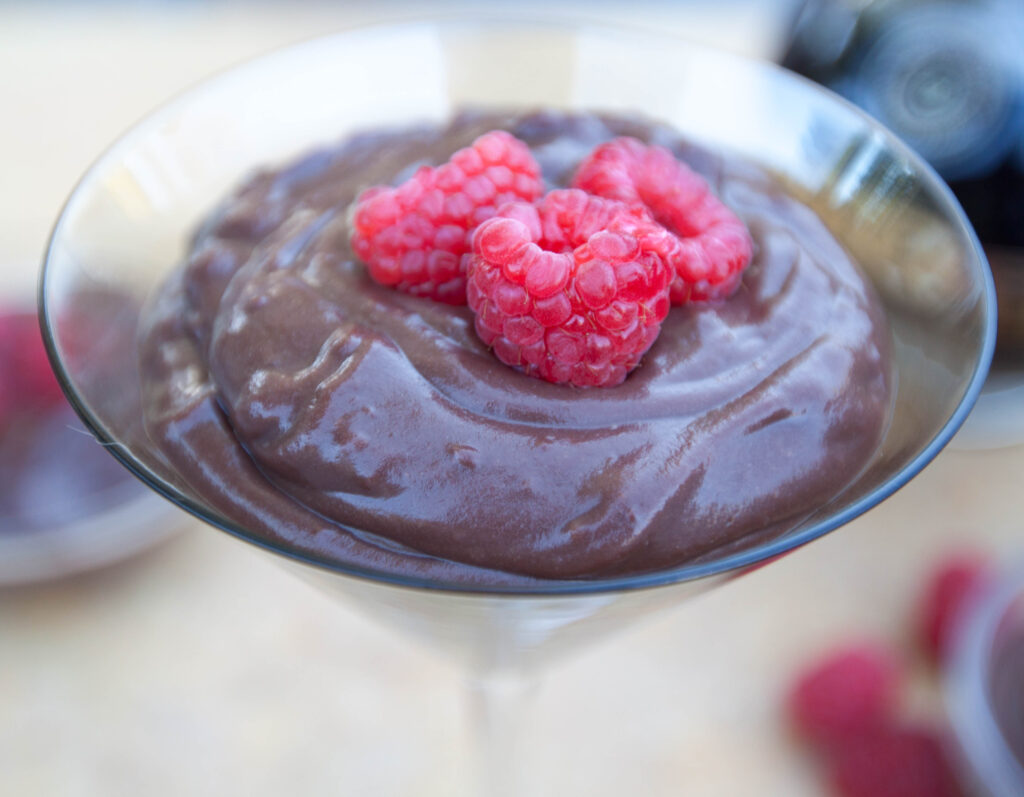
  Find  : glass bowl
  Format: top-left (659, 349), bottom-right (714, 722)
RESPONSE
top-left (0, 277), bottom-right (184, 587)
top-left (39, 18), bottom-right (994, 668)
top-left (0, 473), bottom-right (184, 587)
top-left (946, 562), bottom-right (1024, 797)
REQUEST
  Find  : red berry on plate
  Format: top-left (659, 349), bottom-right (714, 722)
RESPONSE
top-left (573, 136), bottom-right (753, 303)
top-left (467, 189), bottom-right (674, 387)
top-left (786, 643), bottom-right (902, 746)
top-left (916, 552), bottom-right (991, 665)
top-left (826, 724), bottom-right (964, 797)
top-left (350, 130), bottom-right (543, 304)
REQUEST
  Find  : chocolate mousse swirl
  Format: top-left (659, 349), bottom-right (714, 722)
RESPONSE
top-left (138, 111), bottom-right (892, 584)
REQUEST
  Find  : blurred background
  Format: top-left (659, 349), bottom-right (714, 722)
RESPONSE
top-left (2, 1), bottom-right (1022, 795)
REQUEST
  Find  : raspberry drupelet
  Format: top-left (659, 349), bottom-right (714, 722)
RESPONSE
top-left (466, 189), bottom-right (675, 387)
top-left (351, 130), bottom-right (544, 303)
top-left (573, 136), bottom-right (753, 303)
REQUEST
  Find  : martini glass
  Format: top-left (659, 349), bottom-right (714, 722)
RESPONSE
top-left (39, 17), bottom-right (994, 796)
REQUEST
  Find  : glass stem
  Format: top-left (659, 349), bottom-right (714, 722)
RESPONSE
top-left (465, 668), bottom-right (539, 797)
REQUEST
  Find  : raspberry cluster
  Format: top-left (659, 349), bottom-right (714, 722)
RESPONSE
top-left (784, 552), bottom-right (991, 797)
top-left (350, 129), bottom-right (753, 386)
top-left (351, 130), bottom-right (543, 304)
top-left (467, 190), bottom-right (674, 386)
top-left (573, 137), bottom-right (753, 303)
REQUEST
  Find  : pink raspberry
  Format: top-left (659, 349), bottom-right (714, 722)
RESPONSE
top-left (466, 189), bottom-right (674, 387)
top-left (351, 130), bottom-right (543, 304)
top-left (916, 552), bottom-right (991, 666)
top-left (786, 643), bottom-right (903, 746)
top-left (573, 137), bottom-right (753, 303)
top-left (826, 724), bottom-right (964, 797)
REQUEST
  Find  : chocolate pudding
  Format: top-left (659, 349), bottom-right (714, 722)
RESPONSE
top-left (138, 111), bottom-right (892, 585)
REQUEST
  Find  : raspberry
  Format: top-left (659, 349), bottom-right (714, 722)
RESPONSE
top-left (350, 130), bottom-right (543, 304)
top-left (573, 137), bottom-right (753, 303)
top-left (826, 724), bottom-right (964, 797)
top-left (916, 552), bottom-right (991, 665)
top-left (786, 643), bottom-right (902, 746)
top-left (466, 189), bottom-right (674, 387)
top-left (0, 310), bottom-right (65, 425)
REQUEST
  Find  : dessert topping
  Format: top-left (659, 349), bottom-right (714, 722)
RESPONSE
top-left (350, 129), bottom-right (757, 385)
top-left (573, 136), bottom-right (753, 303)
top-left (466, 189), bottom-right (673, 387)
top-left (351, 130), bottom-right (544, 304)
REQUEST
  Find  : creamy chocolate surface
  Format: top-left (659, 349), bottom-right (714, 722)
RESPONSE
top-left (138, 111), bottom-right (892, 584)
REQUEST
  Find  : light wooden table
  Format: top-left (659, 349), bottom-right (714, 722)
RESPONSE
top-left (1, 4), bottom-right (1020, 795)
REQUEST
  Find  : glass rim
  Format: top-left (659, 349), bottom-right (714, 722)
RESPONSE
top-left (38, 14), bottom-right (997, 597)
